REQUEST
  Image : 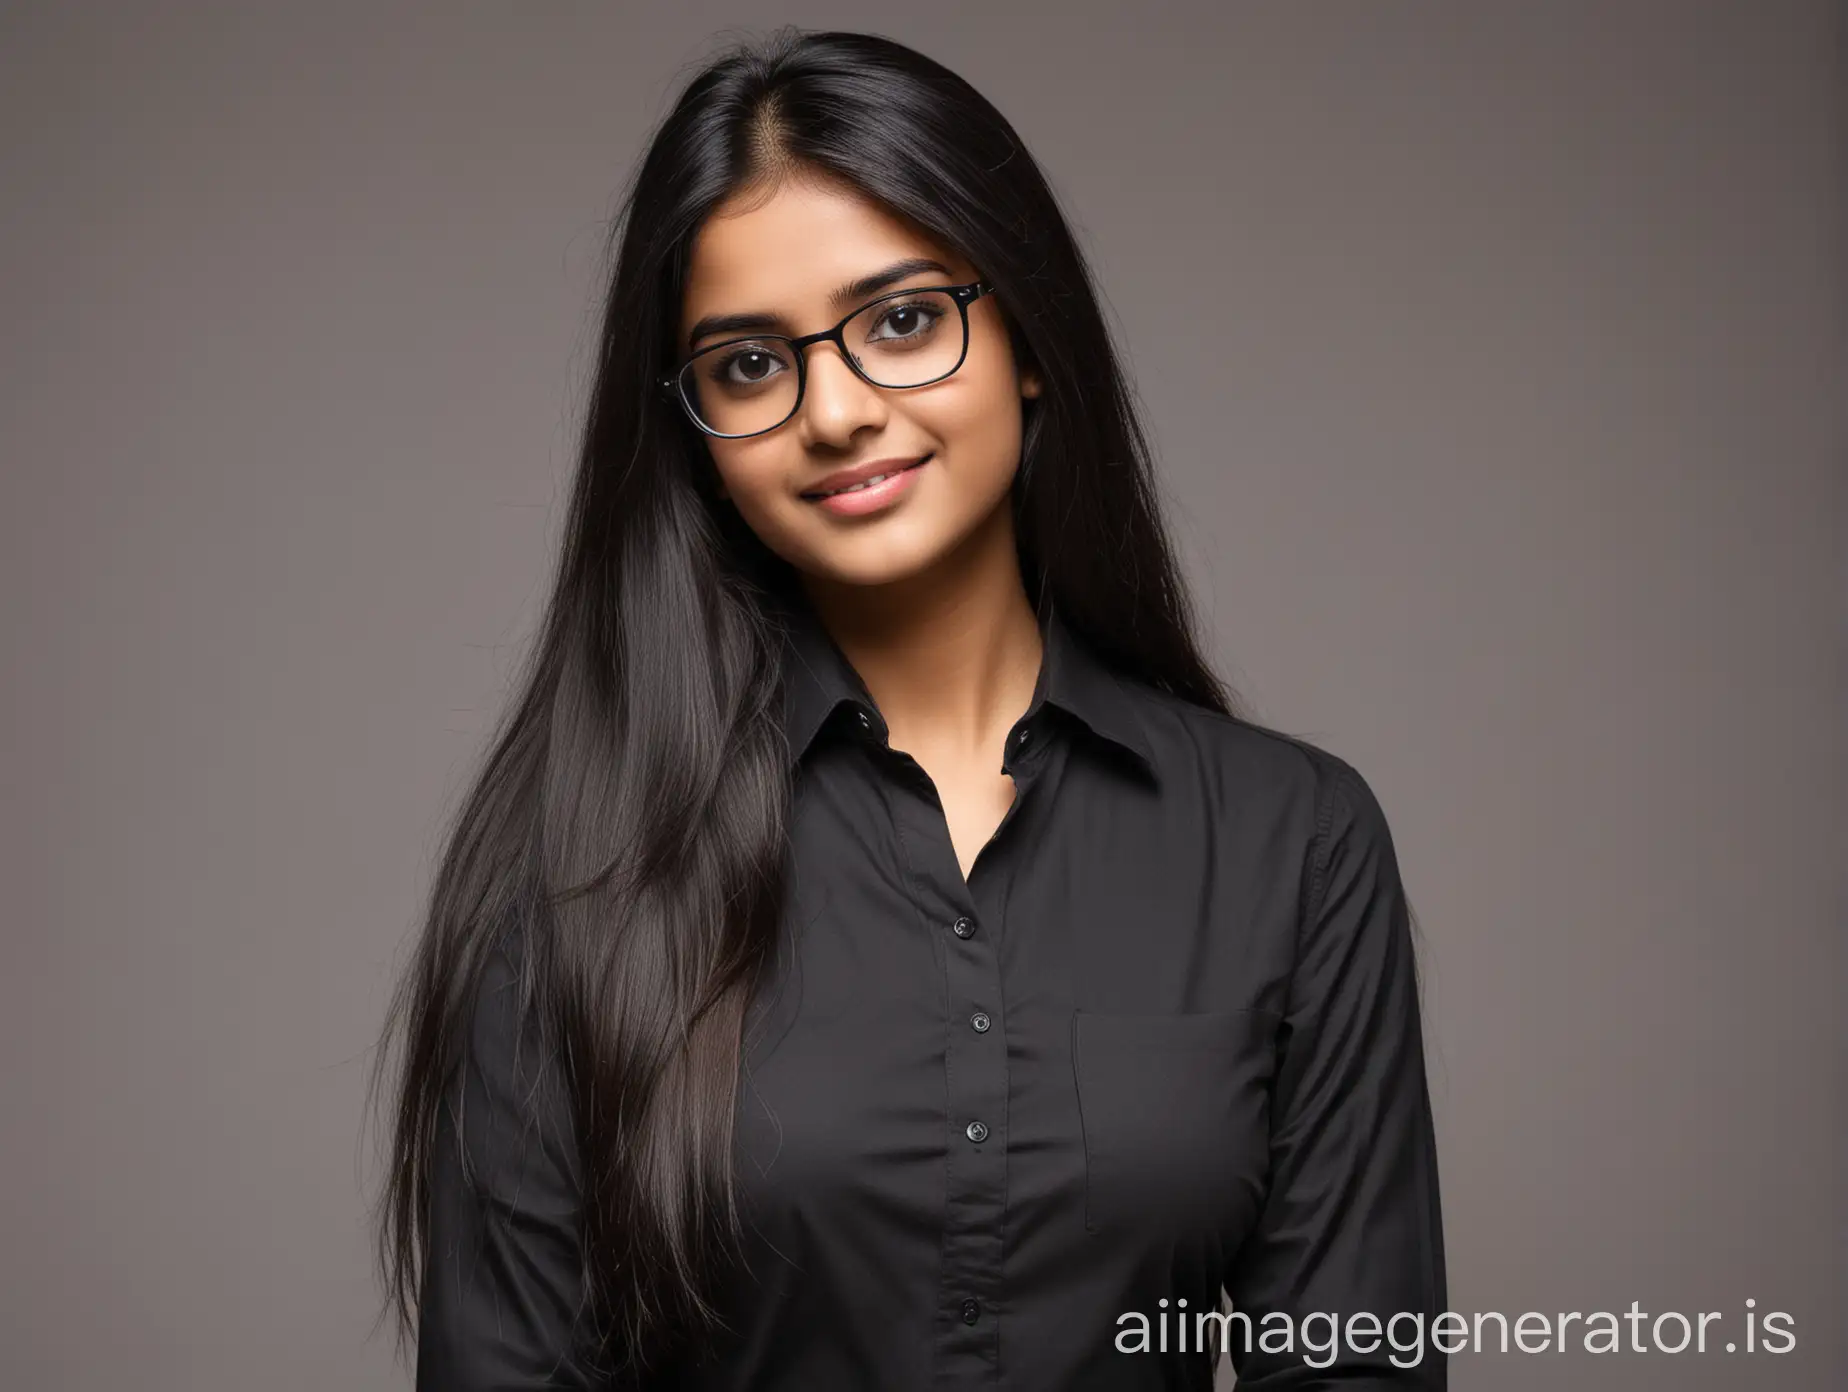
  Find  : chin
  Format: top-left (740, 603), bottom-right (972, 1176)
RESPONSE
top-left (804, 551), bottom-right (943, 591)
top-left (794, 525), bottom-right (961, 591)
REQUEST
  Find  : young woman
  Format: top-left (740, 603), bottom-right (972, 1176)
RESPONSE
top-left (373, 27), bottom-right (1446, 1391)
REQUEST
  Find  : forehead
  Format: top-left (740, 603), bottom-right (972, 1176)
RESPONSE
top-left (679, 176), bottom-right (963, 329)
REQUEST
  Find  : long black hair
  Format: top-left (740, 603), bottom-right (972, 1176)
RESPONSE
top-left (370, 24), bottom-right (1260, 1379)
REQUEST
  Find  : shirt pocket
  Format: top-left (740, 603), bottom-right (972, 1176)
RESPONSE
top-left (1071, 1007), bottom-right (1281, 1239)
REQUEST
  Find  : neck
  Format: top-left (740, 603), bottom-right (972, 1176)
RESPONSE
top-left (799, 504), bottom-right (1041, 765)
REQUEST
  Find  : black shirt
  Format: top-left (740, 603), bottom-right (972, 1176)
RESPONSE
top-left (417, 593), bottom-right (1448, 1389)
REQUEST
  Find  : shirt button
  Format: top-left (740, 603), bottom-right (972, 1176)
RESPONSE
top-left (970, 1011), bottom-right (991, 1033)
top-left (961, 1297), bottom-right (981, 1324)
top-left (965, 1119), bottom-right (989, 1143)
top-left (951, 916), bottom-right (976, 939)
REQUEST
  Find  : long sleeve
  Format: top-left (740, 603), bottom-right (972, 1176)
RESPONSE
top-left (1222, 755), bottom-right (1449, 1387)
top-left (416, 931), bottom-right (613, 1390)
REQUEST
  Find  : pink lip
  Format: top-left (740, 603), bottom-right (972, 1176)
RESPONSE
top-left (804, 456), bottom-right (931, 517)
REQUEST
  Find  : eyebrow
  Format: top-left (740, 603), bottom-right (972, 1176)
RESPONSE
top-left (685, 256), bottom-right (955, 351)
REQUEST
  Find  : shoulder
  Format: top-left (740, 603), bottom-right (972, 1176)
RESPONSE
top-left (1123, 678), bottom-right (1379, 821)
top-left (1118, 678), bottom-right (1404, 909)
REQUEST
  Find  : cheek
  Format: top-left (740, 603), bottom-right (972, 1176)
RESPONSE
top-left (932, 380), bottom-right (1026, 488)
top-left (707, 447), bottom-right (815, 563)
top-left (939, 330), bottom-right (1030, 464)
top-left (709, 445), bottom-right (777, 505)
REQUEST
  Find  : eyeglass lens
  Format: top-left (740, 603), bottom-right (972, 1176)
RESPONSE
top-left (678, 290), bottom-right (966, 436)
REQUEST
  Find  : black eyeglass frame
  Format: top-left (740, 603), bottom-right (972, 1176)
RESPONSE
top-left (659, 280), bottom-right (995, 440)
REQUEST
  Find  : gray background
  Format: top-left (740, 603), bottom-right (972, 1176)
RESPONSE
top-left (3, 3), bottom-right (1841, 1388)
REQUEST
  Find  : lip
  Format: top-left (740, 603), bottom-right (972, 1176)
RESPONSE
top-left (799, 454), bottom-right (932, 516)
top-left (800, 455), bottom-right (932, 499)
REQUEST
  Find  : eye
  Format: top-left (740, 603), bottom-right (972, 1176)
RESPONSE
top-left (705, 342), bottom-right (791, 387)
top-left (867, 299), bottom-right (945, 344)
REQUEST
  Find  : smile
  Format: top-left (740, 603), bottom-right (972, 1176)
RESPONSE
top-left (801, 456), bottom-right (931, 499)
top-left (801, 456), bottom-right (932, 516)
top-left (818, 470), bottom-right (906, 496)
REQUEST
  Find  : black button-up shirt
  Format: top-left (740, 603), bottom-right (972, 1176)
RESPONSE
top-left (418, 592), bottom-right (1448, 1389)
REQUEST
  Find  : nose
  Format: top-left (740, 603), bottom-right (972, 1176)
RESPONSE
top-left (798, 340), bottom-right (888, 445)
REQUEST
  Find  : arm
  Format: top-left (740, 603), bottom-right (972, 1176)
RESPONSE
top-left (1223, 755), bottom-right (1449, 1387)
top-left (416, 930), bottom-right (618, 1390)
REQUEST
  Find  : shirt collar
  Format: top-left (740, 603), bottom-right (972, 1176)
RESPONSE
top-left (771, 587), bottom-right (1157, 778)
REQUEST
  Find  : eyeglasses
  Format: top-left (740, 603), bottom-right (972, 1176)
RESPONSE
top-left (660, 280), bottom-right (994, 439)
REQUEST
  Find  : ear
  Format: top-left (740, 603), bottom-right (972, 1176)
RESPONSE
top-left (1020, 367), bottom-right (1043, 400)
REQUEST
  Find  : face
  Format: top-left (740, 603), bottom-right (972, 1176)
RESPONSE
top-left (674, 172), bottom-right (1041, 590)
